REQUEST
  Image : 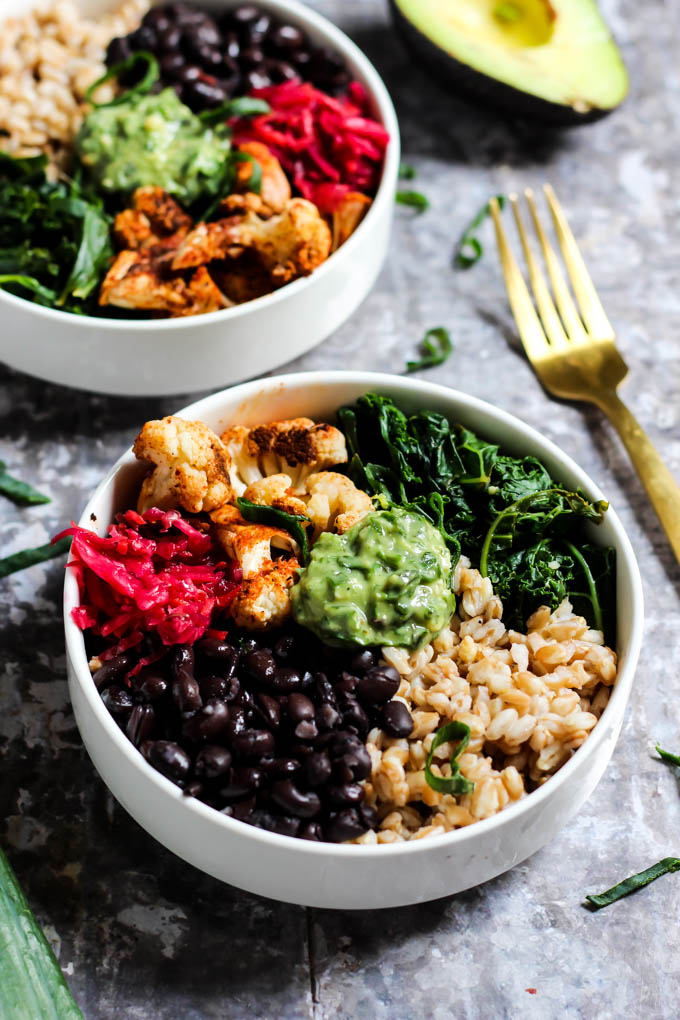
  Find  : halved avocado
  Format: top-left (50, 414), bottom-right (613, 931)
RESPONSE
top-left (390, 0), bottom-right (629, 124)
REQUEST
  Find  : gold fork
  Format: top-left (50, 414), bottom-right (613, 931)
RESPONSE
top-left (490, 185), bottom-right (680, 562)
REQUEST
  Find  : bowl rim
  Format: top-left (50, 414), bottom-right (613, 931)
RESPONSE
top-left (63, 370), bottom-right (644, 858)
top-left (0, 0), bottom-right (400, 330)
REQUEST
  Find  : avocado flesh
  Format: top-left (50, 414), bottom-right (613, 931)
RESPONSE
top-left (392, 0), bottom-right (628, 122)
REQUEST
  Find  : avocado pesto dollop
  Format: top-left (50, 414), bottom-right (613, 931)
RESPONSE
top-left (291, 509), bottom-right (454, 650)
top-left (76, 87), bottom-right (231, 203)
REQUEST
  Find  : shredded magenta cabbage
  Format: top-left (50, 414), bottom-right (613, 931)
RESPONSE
top-left (56, 508), bottom-right (241, 659)
top-left (230, 80), bottom-right (389, 213)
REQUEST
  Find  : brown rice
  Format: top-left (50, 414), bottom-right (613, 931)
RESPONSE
top-left (352, 556), bottom-right (617, 844)
top-left (0, 0), bottom-right (148, 172)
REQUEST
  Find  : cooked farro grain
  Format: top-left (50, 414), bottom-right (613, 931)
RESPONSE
top-left (0, 0), bottom-right (148, 173)
top-left (352, 556), bottom-right (617, 844)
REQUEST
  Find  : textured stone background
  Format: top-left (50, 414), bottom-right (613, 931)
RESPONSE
top-left (1, 0), bottom-right (680, 1016)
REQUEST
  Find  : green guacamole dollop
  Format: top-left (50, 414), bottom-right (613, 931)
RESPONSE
top-left (76, 88), bottom-right (231, 203)
top-left (291, 509), bottom-right (454, 650)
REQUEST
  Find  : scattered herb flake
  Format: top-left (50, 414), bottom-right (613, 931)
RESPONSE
top-left (0, 461), bottom-right (50, 505)
top-left (406, 326), bottom-right (453, 373)
top-left (199, 96), bottom-right (270, 126)
top-left (454, 194), bottom-right (506, 268)
top-left (584, 858), bottom-right (680, 911)
top-left (399, 162), bottom-right (416, 179)
top-left (85, 50), bottom-right (159, 108)
top-left (0, 536), bottom-right (71, 580)
top-left (425, 721), bottom-right (475, 795)
top-left (396, 190), bottom-right (430, 212)
top-left (655, 745), bottom-right (680, 767)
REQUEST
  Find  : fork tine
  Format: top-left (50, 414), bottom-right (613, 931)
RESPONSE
top-left (544, 184), bottom-right (615, 339)
top-left (489, 196), bottom-right (549, 363)
top-left (509, 194), bottom-right (569, 350)
top-left (524, 188), bottom-right (588, 344)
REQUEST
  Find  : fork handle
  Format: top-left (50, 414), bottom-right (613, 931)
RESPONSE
top-left (595, 390), bottom-right (680, 562)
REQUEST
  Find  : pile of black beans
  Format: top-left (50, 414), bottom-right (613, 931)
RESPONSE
top-left (92, 627), bottom-right (414, 842)
top-left (106, 2), bottom-right (352, 111)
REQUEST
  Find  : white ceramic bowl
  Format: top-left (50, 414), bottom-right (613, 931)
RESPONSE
top-left (0, 0), bottom-right (399, 396)
top-left (64, 372), bottom-right (644, 908)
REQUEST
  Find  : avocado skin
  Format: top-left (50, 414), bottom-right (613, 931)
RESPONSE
top-left (389, 0), bottom-right (619, 126)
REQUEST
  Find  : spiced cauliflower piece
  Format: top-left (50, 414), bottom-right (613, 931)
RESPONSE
top-left (303, 472), bottom-right (373, 539)
top-left (134, 416), bottom-right (233, 514)
top-left (243, 471), bottom-right (373, 541)
top-left (210, 503), bottom-right (300, 628)
top-left (221, 418), bottom-right (347, 496)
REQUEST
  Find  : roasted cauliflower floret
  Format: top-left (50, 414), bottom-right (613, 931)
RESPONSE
top-left (134, 417), bottom-right (233, 514)
top-left (221, 418), bottom-right (347, 495)
top-left (229, 559), bottom-right (300, 629)
top-left (330, 191), bottom-right (371, 252)
top-left (242, 474), bottom-right (308, 517)
top-left (234, 141), bottom-right (291, 214)
top-left (210, 503), bottom-right (300, 629)
top-left (303, 472), bottom-right (373, 539)
top-left (210, 503), bottom-right (299, 575)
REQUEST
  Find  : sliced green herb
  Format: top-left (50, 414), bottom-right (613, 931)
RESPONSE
top-left (406, 326), bottom-right (453, 374)
top-left (57, 204), bottom-right (112, 305)
top-left (0, 461), bottom-right (50, 505)
top-left (655, 745), bottom-right (680, 768)
top-left (0, 274), bottom-right (58, 303)
top-left (0, 847), bottom-right (84, 1019)
top-left (199, 96), bottom-right (270, 126)
top-left (399, 162), bottom-right (416, 179)
top-left (0, 536), bottom-right (71, 580)
top-left (198, 151), bottom-right (262, 221)
top-left (563, 539), bottom-right (603, 633)
top-left (396, 190), bottom-right (430, 212)
top-left (84, 51), bottom-right (159, 107)
top-left (584, 857), bottom-right (680, 911)
top-left (454, 194), bottom-right (506, 268)
top-left (425, 721), bottom-right (475, 795)
top-left (236, 497), bottom-right (310, 564)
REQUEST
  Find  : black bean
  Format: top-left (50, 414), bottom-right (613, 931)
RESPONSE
top-left (348, 648), bottom-right (378, 674)
top-left (294, 719), bottom-right (318, 741)
top-left (315, 672), bottom-right (336, 704)
top-left (128, 24), bottom-right (157, 51)
top-left (224, 32), bottom-right (240, 59)
top-left (358, 803), bottom-right (378, 830)
top-left (274, 634), bottom-right (295, 662)
top-left (268, 666), bottom-right (306, 693)
top-left (356, 665), bottom-right (401, 705)
top-left (92, 653), bottom-right (133, 690)
top-left (250, 809), bottom-right (301, 838)
top-left (199, 674), bottom-right (228, 700)
top-left (325, 809), bottom-right (367, 843)
top-left (126, 704), bottom-right (155, 747)
top-left (184, 79), bottom-right (228, 111)
top-left (228, 5), bottom-right (260, 29)
top-left (244, 648), bottom-right (277, 684)
top-left (195, 745), bottom-right (232, 779)
top-left (133, 669), bottom-right (168, 702)
top-left (235, 688), bottom-right (256, 712)
top-left (244, 67), bottom-right (272, 91)
top-left (106, 36), bottom-right (132, 66)
top-left (183, 780), bottom-right (203, 798)
top-left (196, 45), bottom-right (223, 69)
top-left (142, 7), bottom-right (172, 32)
top-left (287, 693), bottom-right (315, 724)
top-left (230, 729), bottom-right (275, 759)
top-left (327, 782), bottom-right (364, 807)
top-left (268, 24), bottom-right (305, 52)
top-left (258, 756), bottom-right (300, 777)
top-left (230, 795), bottom-right (256, 821)
top-left (190, 18), bottom-right (222, 48)
top-left (299, 822), bottom-right (323, 841)
top-left (101, 685), bottom-right (134, 717)
top-left (256, 693), bottom-right (280, 730)
top-left (381, 700), bottom-right (414, 738)
top-left (271, 779), bottom-right (320, 819)
top-left (156, 24), bottom-right (182, 52)
top-left (226, 705), bottom-right (247, 739)
top-left (196, 637), bottom-right (239, 667)
top-left (316, 703), bottom-right (341, 731)
top-left (247, 14), bottom-right (271, 44)
top-left (336, 671), bottom-right (359, 695)
top-left (265, 58), bottom-right (298, 84)
top-left (145, 740), bottom-right (192, 784)
top-left (289, 48), bottom-right (311, 73)
top-left (340, 698), bottom-right (370, 737)
top-left (220, 766), bottom-right (264, 800)
top-left (330, 733), bottom-right (371, 782)
top-left (171, 677), bottom-right (202, 715)
top-left (310, 44), bottom-right (346, 76)
top-left (182, 699), bottom-right (230, 743)
top-left (176, 62), bottom-right (203, 85)
top-left (303, 750), bottom-right (331, 788)
top-left (240, 45), bottom-right (264, 67)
